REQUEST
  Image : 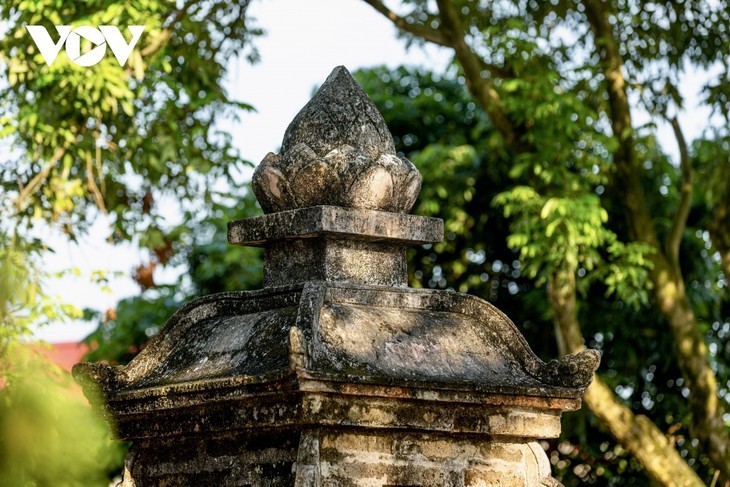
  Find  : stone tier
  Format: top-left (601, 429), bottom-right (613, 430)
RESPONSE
top-left (74, 282), bottom-right (597, 486)
top-left (228, 205), bottom-right (443, 287)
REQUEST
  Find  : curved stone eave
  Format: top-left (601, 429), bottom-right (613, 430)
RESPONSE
top-left (310, 283), bottom-right (600, 396)
top-left (73, 285), bottom-right (307, 399)
top-left (73, 282), bottom-right (600, 404)
top-left (438, 289), bottom-right (601, 392)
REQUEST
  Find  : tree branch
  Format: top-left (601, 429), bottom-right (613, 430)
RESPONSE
top-left (86, 149), bottom-right (107, 215)
top-left (362, 0), bottom-right (450, 47)
top-left (434, 0), bottom-right (526, 154)
top-left (478, 56), bottom-right (514, 80)
top-left (584, 377), bottom-right (706, 487)
top-left (13, 145), bottom-right (67, 213)
top-left (362, 0), bottom-right (525, 153)
top-left (582, 0), bottom-right (658, 248)
top-left (665, 117), bottom-right (692, 269)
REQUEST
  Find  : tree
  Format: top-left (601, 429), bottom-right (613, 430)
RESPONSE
top-left (0, 0), bottom-right (260, 351)
top-left (362, 1), bottom-right (729, 484)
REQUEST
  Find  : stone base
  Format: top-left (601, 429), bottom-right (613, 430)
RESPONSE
top-left (72, 280), bottom-right (594, 487)
top-left (120, 428), bottom-right (561, 487)
top-left (121, 430), bottom-right (298, 486)
top-left (299, 429), bottom-right (559, 487)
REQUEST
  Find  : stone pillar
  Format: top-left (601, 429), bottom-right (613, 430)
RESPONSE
top-left (75, 66), bottom-right (599, 487)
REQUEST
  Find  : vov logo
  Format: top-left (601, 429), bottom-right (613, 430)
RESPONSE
top-left (26, 25), bottom-right (145, 67)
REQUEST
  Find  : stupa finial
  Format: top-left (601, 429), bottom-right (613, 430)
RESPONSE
top-left (252, 66), bottom-right (421, 214)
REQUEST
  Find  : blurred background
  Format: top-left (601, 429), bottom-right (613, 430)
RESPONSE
top-left (0, 0), bottom-right (728, 485)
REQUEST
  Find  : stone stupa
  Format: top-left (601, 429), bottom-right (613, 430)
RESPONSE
top-left (74, 66), bottom-right (599, 487)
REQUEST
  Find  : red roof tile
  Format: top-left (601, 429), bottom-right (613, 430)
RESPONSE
top-left (35, 342), bottom-right (90, 372)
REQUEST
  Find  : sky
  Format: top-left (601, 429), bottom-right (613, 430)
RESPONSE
top-left (32, 0), bottom-right (717, 342)
top-left (223, 0), bottom-right (453, 171)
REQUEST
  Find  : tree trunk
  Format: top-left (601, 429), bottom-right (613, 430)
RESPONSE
top-left (709, 185), bottom-right (730, 282)
top-left (548, 269), bottom-right (705, 487)
top-left (652, 259), bottom-right (730, 477)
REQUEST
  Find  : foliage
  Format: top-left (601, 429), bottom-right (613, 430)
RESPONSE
top-left (493, 187), bottom-right (654, 309)
top-left (0, 344), bottom-right (124, 486)
top-left (0, 0), bottom-right (258, 232)
top-left (0, 0), bottom-right (261, 481)
top-left (0, 0), bottom-right (260, 345)
top-left (0, 232), bottom-right (83, 356)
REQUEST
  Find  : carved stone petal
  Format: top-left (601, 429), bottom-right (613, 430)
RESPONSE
top-left (322, 144), bottom-right (353, 170)
top-left (291, 160), bottom-right (342, 208)
top-left (252, 153), bottom-right (291, 213)
top-left (376, 153), bottom-right (422, 212)
top-left (278, 143), bottom-right (319, 178)
top-left (400, 168), bottom-right (422, 212)
top-left (349, 164), bottom-right (394, 211)
top-left (336, 148), bottom-right (374, 195)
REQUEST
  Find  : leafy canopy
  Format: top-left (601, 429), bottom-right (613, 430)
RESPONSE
top-left (0, 0), bottom-right (260, 348)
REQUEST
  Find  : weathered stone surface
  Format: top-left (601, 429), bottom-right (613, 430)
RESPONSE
top-left (315, 431), bottom-right (556, 487)
top-left (252, 67), bottom-right (421, 214)
top-left (228, 205), bottom-right (443, 287)
top-left (116, 428), bottom-right (558, 487)
top-left (75, 283), bottom-right (597, 404)
top-left (228, 206), bottom-right (443, 246)
top-left (74, 66), bottom-right (598, 487)
top-left (263, 238), bottom-right (409, 287)
top-left (122, 430), bottom-right (299, 486)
